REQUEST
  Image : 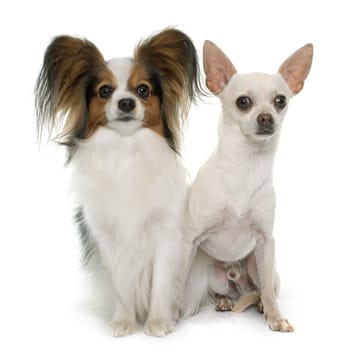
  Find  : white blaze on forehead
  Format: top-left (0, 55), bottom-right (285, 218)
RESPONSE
top-left (107, 57), bottom-right (134, 89)
top-left (104, 57), bottom-right (145, 130)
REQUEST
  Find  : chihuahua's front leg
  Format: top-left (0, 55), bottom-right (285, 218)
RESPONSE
top-left (255, 236), bottom-right (294, 332)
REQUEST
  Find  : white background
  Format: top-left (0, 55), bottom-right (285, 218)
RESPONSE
top-left (1, 0), bottom-right (349, 349)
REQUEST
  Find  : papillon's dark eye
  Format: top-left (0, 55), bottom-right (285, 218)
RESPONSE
top-left (236, 96), bottom-right (252, 111)
top-left (98, 85), bottom-right (114, 99)
top-left (136, 85), bottom-right (150, 99)
top-left (274, 95), bottom-right (287, 110)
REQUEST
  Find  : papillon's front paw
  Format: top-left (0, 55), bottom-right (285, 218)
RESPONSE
top-left (144, 318), bottom-right (175, 337)
top-left (111, 320), bottom-right (135, 337)
top-left (267, 316), bottom-right (294, 332)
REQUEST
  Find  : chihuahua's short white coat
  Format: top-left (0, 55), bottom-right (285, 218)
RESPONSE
top-left (183, 41), bottom-right (313, 332)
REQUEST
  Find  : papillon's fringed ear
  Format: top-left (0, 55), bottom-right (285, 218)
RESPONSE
top-left (134, 28), bottom-right (203, 152)
top-left (35, 36), bottom-right (106, 143)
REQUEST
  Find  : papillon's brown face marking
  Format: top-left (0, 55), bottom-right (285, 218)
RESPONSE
top-left (127, 64), bottom-right (162, 136)
top-left (85, 70), bottom-right (117, 138)
top-left (35, 28), bottom-right (202, 154)
top-left (98, 59), bottom-right (164, 138)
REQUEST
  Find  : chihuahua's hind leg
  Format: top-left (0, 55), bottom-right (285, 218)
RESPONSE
top-left (232, 291), bottom-right (260, 313)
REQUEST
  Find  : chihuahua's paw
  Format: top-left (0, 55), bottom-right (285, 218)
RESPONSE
top-left (267, 316), bottom-right (294, 332)
top-left (215, 297), bottom-right (234, 312)
top-left (144, 318), bottom-right (175, 337)
top-left (111, 320), bottom-right (135, 337)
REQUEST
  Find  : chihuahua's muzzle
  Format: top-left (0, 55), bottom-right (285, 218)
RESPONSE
top-left (256, 112), bottom-right (274, 135)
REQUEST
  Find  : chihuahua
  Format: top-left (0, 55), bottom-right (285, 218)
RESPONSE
top-left (183, 41), bottom-right (313, 331)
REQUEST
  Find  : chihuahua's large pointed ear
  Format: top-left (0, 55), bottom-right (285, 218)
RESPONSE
top-left (203, 40), bottom-right (237, 95)
top-left (278, 44), bottom-right (313, 95)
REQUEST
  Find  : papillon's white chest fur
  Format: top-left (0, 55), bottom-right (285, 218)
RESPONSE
top-left (73, 127), bottom-right (187, 232)
top-left (72, 127), bottom-right (187, 328)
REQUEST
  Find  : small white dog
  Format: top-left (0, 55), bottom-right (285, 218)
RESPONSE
top-left (183, 40), bottom-right (313, 331)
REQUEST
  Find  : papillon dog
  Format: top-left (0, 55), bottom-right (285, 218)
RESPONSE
top-left (183, 41), bottom-right (313, 331)
top-left (35, 28), bottom-right (202, 337)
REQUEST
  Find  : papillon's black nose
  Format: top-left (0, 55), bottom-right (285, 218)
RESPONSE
top-left (118, 98), bottom-right (136, 113)
top-left (257, 113), bottom-right (274, 126)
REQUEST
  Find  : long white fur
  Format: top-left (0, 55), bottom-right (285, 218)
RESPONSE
top-left (70, 58), bottom-right (188, 337)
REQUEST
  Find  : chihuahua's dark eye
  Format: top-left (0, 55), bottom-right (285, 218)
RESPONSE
top-left (274, 95), bottom-right (287, 109)
top-left (98, 85), bottom-right (114, 99)
top-left (236, 96), bottom-right (252, 111)
top-left (136, 84), bottom-right (150, 99)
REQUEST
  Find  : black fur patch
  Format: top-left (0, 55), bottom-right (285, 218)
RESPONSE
top-left (74, 207), bottom-right (95, 265)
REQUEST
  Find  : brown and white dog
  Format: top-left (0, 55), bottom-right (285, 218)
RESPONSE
top-left (35, 28), bottom-right (202, 337)
top-left (183, 41), bottom-right (313, 332)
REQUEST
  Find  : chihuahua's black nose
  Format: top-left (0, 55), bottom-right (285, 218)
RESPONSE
top-left (118, 98), bottom-right (136, 113)
top-left (257, 113), bottom-right (274, 126)
top-left (256, 113), bottom-right (274, 135)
